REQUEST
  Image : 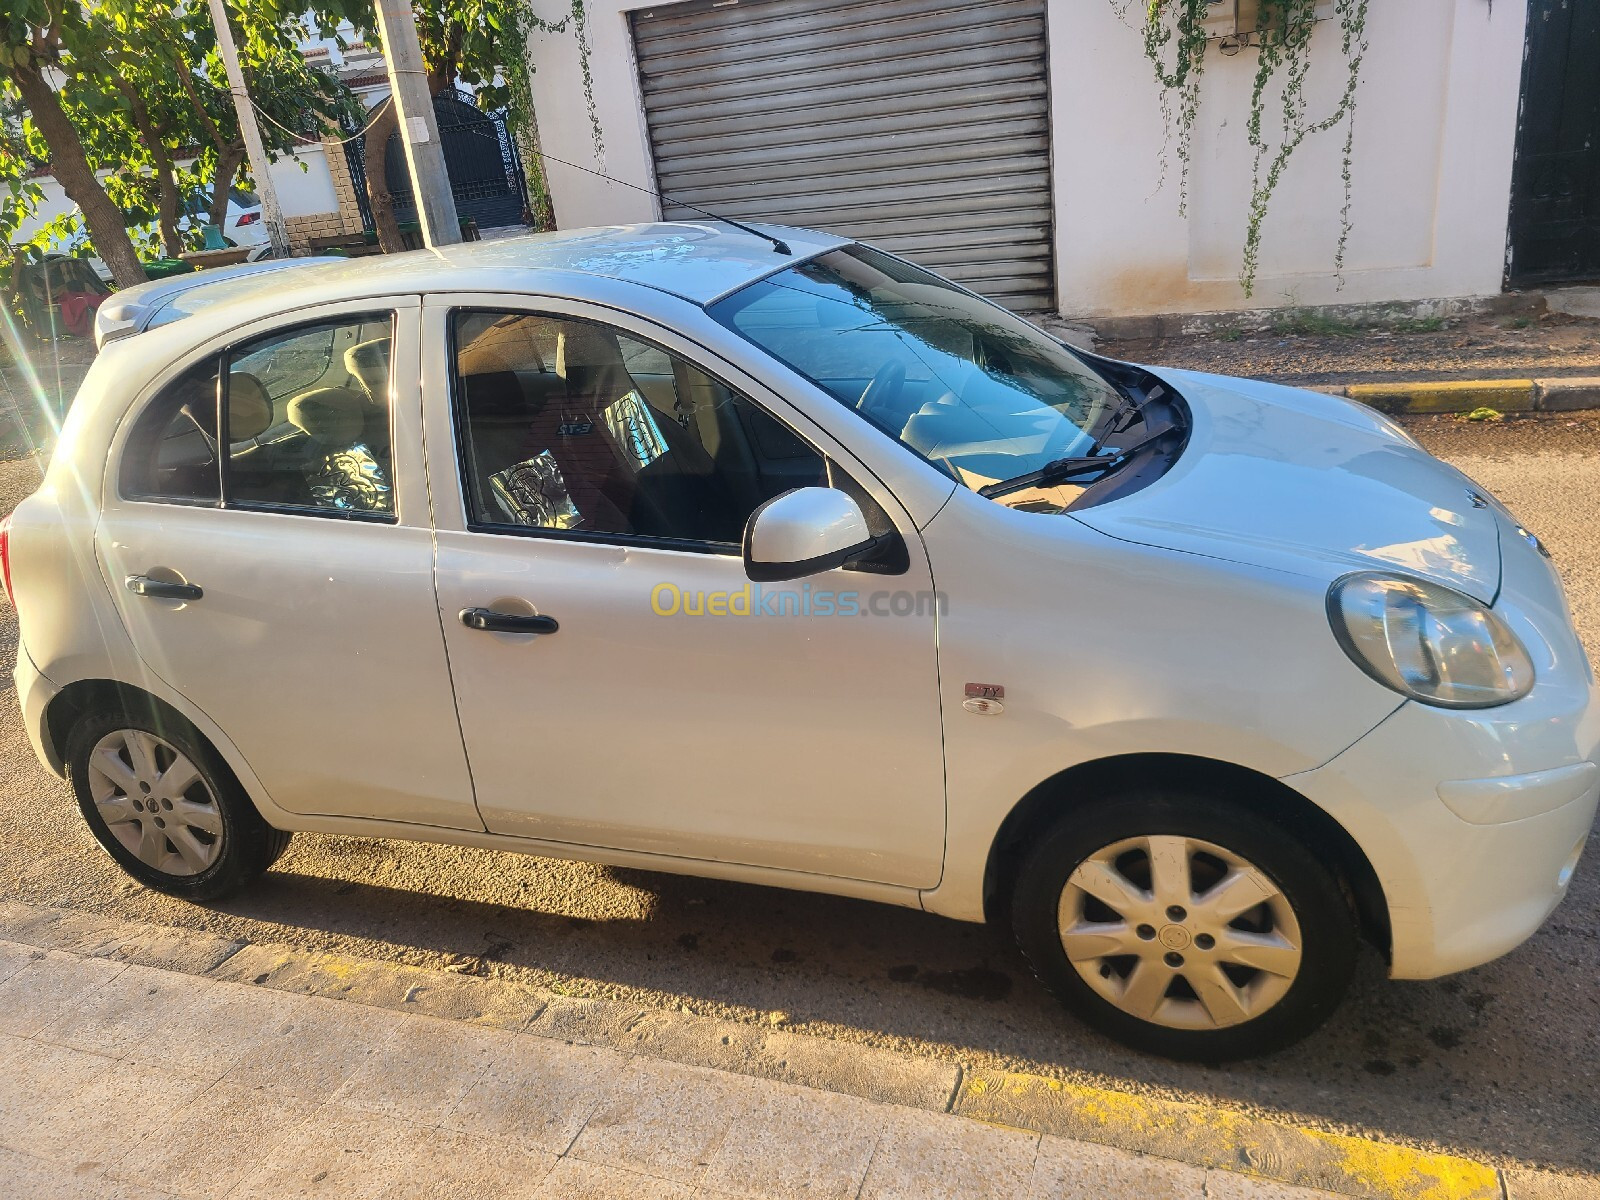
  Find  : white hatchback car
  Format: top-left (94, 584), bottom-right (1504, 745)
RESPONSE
top-left (5, 224), bottom-right (1595, 1060)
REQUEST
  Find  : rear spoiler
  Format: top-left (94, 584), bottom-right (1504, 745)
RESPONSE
top-left (94, 259), bottom-right (311, 349)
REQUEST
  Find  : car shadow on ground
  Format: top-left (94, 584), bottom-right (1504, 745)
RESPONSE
top-left (208, 832), bottom-right (1599, 1176)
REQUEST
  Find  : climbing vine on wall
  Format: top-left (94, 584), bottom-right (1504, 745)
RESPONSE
top-left (1116, 0), bottom-right (1370, 297)
top-left (503, 1), bottom-right (604, 229)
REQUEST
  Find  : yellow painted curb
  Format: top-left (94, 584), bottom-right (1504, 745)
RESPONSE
top-left (955, 1070), bottom-right (1499, 1200)
top-left (1346, 379), bottom-right (1536, 414)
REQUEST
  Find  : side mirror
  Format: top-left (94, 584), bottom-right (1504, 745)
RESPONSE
top-left (743, 487), bottom-right (877, 582)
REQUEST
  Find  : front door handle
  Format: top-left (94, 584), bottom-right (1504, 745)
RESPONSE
top-left (459, 607), bottom-right (559, 635)
top-left (126, 575), bottom-right (203, 601)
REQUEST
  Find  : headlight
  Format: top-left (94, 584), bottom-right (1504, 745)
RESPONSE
top-left (1327, 572), bottom-right (1535, 708)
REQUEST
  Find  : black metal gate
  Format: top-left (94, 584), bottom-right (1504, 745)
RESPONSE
top-left (1507, 0), bottom-right (1600, 286)
top-left (343, 89), bottom-right (529, 235)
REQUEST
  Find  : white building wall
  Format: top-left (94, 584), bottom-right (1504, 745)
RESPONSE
top-left (1049, 0), bottom-right (1528, 317)
top-left (525, 0), bottom-right (1527, 318)
top-left (17, 143), bottom-right (342, 241)
top-left (526, 0), bottom-right (662, 228)
top-left (265, 143), bottom-right (341, 218)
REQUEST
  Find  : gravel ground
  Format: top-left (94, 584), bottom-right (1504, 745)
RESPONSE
top-left (0, 414), bottom-right (1596, 1175)
top-left (1103, 311), bottom-right (1600, 388)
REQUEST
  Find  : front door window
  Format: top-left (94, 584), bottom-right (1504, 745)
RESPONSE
top-left (452, 311), bottom-right (828, 547)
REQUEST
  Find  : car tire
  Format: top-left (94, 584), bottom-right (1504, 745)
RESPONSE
top-left (65, 704), bottom-right (291, 901)
top-left (1012, 789), bottom-right (1357, 1061)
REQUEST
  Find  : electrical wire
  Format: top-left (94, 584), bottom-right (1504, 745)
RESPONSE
top-left (535, 150), bottom-right (791, 256)
top-left (249, 96), bottom-right (391, 145)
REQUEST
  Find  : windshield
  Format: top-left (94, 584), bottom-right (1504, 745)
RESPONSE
top-left (707, 245), bottom-right (1125, 499)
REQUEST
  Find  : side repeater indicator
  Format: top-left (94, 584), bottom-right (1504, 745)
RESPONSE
top-left (964, 682), bottom-right (1005, 715)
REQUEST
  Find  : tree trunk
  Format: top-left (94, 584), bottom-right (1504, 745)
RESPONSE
top-left (156, 178), bottom-right (183, 259)
top-left (14, 64), bottom-right (147, 288)
top-left (118, 88), bottom-right (183, 258)
top-left (140, 126), bottom-right (183, 258)
top-left (208, 144), bottom-right (247, 230)
top-left (519, 104), bottom-right (556, 232)
top-left (173, 51), bottom-right (243, 235)
top-left (424, 22), bottom-right (462, 97)
top-left (363, 98), bottom-right (406, 253)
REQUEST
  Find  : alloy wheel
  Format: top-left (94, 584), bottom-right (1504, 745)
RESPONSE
top-left (1056, 834), bottom-right (1303, 1030)
top-left (86, 729), bottom-right (224, 877)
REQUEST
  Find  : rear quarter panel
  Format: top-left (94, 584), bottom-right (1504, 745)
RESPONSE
top-left (11, 344), bottom-right (177, 763)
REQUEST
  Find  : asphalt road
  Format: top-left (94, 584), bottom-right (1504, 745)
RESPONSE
top-left (1, 414), bottom-right (1597, 1176)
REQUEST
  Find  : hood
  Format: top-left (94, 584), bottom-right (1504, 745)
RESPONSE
top-left (1071, 367), bottom-right (1502, 602)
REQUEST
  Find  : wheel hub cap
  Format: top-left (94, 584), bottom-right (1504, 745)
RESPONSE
top-left (86, 730), bottom-right (223, 878)
top-left (1056, 834), bottom-right (1303, 1031)
top-left (1157, 924), bottom-right (1192, 951)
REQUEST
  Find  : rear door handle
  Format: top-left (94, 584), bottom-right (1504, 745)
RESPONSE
top-left (126, 575), bottom-right (203, 601)
top-left (459, 607), bottom-right (559, 635)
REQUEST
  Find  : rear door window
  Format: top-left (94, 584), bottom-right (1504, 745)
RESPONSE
top-left (119, 312), bottom-right (397, 520)
top-left (224, 315), bottom-right (396, 518)
top-left (119, 360), bottom-right (222, 505)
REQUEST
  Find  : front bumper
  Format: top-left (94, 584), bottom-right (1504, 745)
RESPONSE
top-left (1286, 697), bottom-right (1598, 980)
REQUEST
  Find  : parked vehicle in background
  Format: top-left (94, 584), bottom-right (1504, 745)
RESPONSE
top-left (33, 188), bottom-right (271, 286)
top-left (3, 223), bottom-right (1594, 1061)
top-left (180, 187), bottom-right (268, 251)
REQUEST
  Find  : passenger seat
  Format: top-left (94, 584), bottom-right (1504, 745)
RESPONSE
top-left (287, 386), bottom-right (391, 513)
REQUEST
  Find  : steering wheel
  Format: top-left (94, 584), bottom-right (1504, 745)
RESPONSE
top-left (856, 361), bottom-right (907, 421)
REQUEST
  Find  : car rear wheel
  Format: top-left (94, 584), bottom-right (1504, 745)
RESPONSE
top-left (65, 706), bottom-right (290, 900)
top-left (1012, 790), bottom-right (1358, 1061)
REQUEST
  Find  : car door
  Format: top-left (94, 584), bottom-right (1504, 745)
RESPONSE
top-left (422, 296), bottom-right (946, 888)
top-left (95, 298), bottom-right (480, 830)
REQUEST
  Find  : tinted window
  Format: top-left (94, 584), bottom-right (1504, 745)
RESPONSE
top-left (452, 311), bottom-right (827, 546)
top-left (120, 360), bottom-right (222, 504)
top-left (224, 316), bottom-right (395, 517)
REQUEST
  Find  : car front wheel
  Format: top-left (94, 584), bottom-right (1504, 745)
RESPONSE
top-left (66, 706), bottom-right (290, 901)
top-left (1012, 790), bottom-right (1358, 1061)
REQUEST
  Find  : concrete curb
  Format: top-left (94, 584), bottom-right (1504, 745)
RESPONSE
top-left (1326, 377), bottom-right (1600, 415)
top-left (1056, 293), bottom-right (1541, 344)
top-left (0, 898), bottom-right (1579, 1199)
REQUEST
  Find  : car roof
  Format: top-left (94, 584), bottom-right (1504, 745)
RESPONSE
top-left (96, 221), bottom-right (848, 347)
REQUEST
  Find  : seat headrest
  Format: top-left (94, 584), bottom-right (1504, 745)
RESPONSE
top-left (287, 387), bottom-right (367, 445)
top-left (462, 370), bottom-right (526, 413)
top-left (344, 339), bottom-right (391, 403)
top-left (226, 372), bottom-right (272, 441)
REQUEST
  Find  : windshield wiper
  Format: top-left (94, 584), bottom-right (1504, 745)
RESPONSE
top-left (1092, 381), bottom-right (1166, 443)
top-left (978, 423), bottom-right (1174, 500)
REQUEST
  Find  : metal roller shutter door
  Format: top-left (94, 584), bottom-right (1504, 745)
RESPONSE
top-left (630, 0), bottom-right (1055, 312)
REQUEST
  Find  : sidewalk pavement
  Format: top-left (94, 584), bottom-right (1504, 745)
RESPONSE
top-left (0, 934), bottom-right (1366, 1200)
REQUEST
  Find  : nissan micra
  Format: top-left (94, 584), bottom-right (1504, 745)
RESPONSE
top-left (5, 224), bottom-right (1595, 1060)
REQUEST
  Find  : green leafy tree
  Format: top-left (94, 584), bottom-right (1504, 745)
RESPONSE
top-left (0, 95), bottom-right (43, 251)
top-left (88, 1), bottom-right (355, 258)
top-left (2, 1), bottom-right (148, 285)
top-left (4, 1), bottom-right (354, 283)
